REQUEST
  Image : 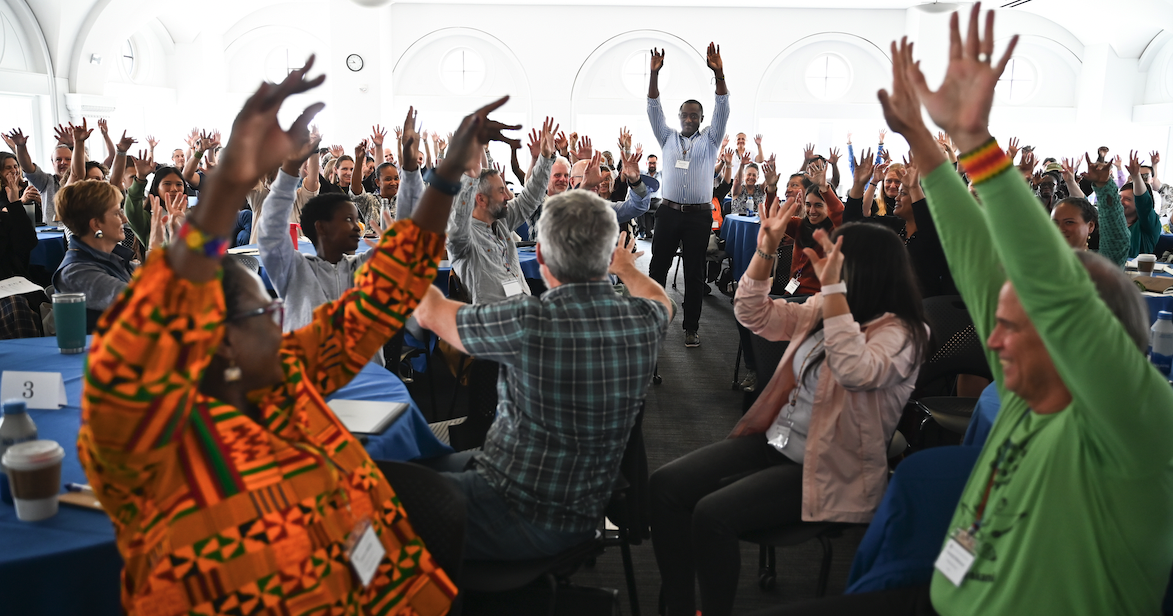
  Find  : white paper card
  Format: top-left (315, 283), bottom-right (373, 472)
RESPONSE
top-left (349, 525), bottom-right (386, 588)
top-left (502, 279), bottom-right (525, 297)
top-left (1, 371), bottom-right (68, 409)
top-left (935, 538), bottom-right (975, 587)
top-left (0, 277), bottom-right (43, 300)
top-left (675, 159), bottom-right (690, 169)
top-left (784, 278), bottom-right (800, 294)
top-left (327, 399), bottom-right (409, 434)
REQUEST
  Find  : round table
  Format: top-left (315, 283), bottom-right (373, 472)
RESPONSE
top-left (30, 226), bottom-right (67, 272)
top-left (720, 215), bottom-right (760, 281)
top-left (0, 336), bottom-right (449, 616)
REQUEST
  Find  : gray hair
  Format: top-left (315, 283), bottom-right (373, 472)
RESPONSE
top-left (477, 169), bottom-right (500, 198)
top-left (538, 190), bottom-right (619, 283)
top-left (1075, 250), bottom-right (1150, 351)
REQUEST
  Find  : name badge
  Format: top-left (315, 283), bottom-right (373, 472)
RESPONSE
top-left (935, 530), bottom-right (977, 587)
top-left (1, 371), bottom-right (68, 409)
top-left (784, 278), bottom-right (800, 295)
top-left (502, 279), bottom-right (525, 297)
top-left (347, 520), bottom-right (386, 588)
top-left (675, 159), bottom-right (690, 170)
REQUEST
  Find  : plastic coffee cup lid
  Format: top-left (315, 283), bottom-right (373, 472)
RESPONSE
top-left (1138, 254), bottom-right (1157, 262)
top-left (2, 440), bottom-right (65, 470)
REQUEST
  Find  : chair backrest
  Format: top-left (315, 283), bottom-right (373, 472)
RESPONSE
top-left (448, 269), bottom-right (472, 304)
top-left (916, 295), bottom-right (993, 389)
top-left (374, 461), bottom-right (467, 586)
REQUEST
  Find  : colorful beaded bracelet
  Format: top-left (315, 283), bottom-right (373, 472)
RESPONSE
top-left (178, 221), bottom-right (230, 259)
top-left (959, 138), bottom-right (1012, 186)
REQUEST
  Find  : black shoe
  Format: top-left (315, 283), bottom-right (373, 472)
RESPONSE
top-left (685, 331), bottom-right (700, 348)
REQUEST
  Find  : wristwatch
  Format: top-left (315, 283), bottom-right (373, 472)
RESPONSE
top-left (423, 168), bottom-right (462, 196)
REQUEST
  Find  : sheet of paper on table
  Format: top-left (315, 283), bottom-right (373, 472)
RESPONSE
top-left (327, 399), bottom-right (409, 434)
top-left (0, 276), bottom-right (44, 300)
top-left (227, 247), bottom-right (260, 255)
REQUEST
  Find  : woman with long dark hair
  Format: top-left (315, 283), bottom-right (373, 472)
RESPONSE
top-left (762, 159), bottom-right (844, 297)
top-left (123, 156), bottom-right (189, 246)
top-left (651, 195), bottom-right (930, 616)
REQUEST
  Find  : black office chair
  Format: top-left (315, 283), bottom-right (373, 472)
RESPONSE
top-left (227, 254), bottom-right (261, 273)
top-left (373, 461), bottom-right (467, 594)
top-left (908, 295), bottom-right (993, 440)
top-left (742, 522), bottom-right (863, 595)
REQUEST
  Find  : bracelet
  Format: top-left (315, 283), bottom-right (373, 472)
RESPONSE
top-left (821, 282), bottom-right (847, 295)
top-left (177, 221), bottom-right (229, 259)
top-left (115, 149), bottom-right (128, 156)
top-left (959, 137), bottom-right (1011, 185)
top-left (755, 247), bottom-right (777, 260)
top-left (423, 167), bottom-right (463, 196)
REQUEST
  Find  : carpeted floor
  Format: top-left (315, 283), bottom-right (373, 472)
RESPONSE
top-left (405, 238), bottom-right (865, 615)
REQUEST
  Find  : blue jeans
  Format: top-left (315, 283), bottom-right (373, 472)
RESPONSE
top-left (424, 452), bottom-right (595, 560)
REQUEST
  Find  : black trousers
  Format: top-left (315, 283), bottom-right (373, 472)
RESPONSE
top-left (647, 205), bottom-right (712, 332)
top-left (744, 585), bottom-right (936, 616)
top-left (650, 434), bottom-right (803, 616)
top-left (638, 198), bottom-right (661, 237)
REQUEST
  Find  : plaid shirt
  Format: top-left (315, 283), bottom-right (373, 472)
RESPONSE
top-left (456, 281), bottom-right (669, 533)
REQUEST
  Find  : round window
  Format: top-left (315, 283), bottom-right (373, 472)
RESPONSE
top-left (440, 48), bottom-right (486, 95)
top-left (805, 53), bottom-right (853, 101)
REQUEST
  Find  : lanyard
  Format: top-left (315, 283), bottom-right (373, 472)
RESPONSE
top-left (968, 410), bottom-right (1033, 535)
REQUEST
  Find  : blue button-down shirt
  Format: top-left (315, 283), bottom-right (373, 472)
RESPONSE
top-left (647, 94), bottom-right (730, 205)
top-left (456, 281), bottom-right (669, 533)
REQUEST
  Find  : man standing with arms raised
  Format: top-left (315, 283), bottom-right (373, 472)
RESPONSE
top-left (646, 43), bottom-right (729, 348)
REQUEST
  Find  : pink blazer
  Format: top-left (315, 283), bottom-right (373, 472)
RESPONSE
top-left (733, 276), bottom-right (925, 523)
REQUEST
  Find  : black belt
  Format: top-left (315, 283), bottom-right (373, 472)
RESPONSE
top-left (662, 199), bottom-right (712, 213)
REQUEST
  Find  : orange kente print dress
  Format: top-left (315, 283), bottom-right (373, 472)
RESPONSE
top-left (78, 220), bottom-right (456, 616)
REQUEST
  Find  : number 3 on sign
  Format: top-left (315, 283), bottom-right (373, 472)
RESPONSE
top-left (1, 372), bottom-right (67, 409)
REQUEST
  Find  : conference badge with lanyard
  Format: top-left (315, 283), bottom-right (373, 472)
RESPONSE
top-left (935, 411), bottom-right (1032, 587)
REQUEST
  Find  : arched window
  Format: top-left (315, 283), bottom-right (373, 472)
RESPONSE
top-left (622, 50), bottom-right (671, 98)
top-left (996, 57), bottom-right (1037, 105)
top-left (440, 48), bottom-right (485, 95)
top-left (805, 53), bottom-right (852, 101)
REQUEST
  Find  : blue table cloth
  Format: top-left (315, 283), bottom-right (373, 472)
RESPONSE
top-left (720, 215), bottom-right (759, 281)
top-left (0, 336), bottom-right (449, 615)
top-left (30, 227), bottom-right (66, 272)
top-left (1156, 233), bottom-right (1173, 257)
top-left (238, 242), bottom-right (539, 296)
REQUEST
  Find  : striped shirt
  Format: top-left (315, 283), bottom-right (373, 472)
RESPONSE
top-left (456, 281), bottom-right (670, 533)
top-left (647, 94), bottom-right (730, 205)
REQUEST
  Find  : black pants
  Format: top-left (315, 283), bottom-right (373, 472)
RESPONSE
top-left (744, 585), bottom-right (936, 616)
top-left (650, 434), bottom-right (803, 616)
top-left (648, 206), bottom-right (712, 332)
top-left (639, 198), bottom-right (661, 237)
top-left (737, 322), bottom-right (757, 372)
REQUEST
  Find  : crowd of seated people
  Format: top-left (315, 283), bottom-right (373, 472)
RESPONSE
top-left (1, 6), bottom-right (1172, 615)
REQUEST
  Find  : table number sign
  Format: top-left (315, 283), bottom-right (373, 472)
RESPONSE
top-left (1, 371), bottom-right (68, 409)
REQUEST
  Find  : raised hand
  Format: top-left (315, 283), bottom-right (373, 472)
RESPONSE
top-left (554, 131), bottom-right (569, 157)
top-left (131, 149), bottom-right (154, 179)
top-left (722, 134), bottom-right (730, 151)
top-left (758, 187), bottom-right (802, 251)
top-left (71, 119), bottom-right (93, 143)
top-left (20, 185), bottom-right (40, 204)
top-left (755, 134), bottom-right (763, 147)
top-left (762, 156), bottom-right (779, 188)
top-left (116, 131), bottom-right (137, 152)
top-left (539, 116), bottom-right (558, 158)
top-left (148, 196), bottom-right (170, 251)
top-left (184, 128), bottom-right (200, 148)
top-left (526, 129), bottom-right (541, 159)
top-left (1, 131), bottom-right (14, 150)
top-left (443, 96), bottom-right (522, 176)
top-left (802, 228), bottom-right (845, 285)
top-left (619, 126), bottom-right (632, 152)
top-left (721, 147), bottom-right (735, 165)
top-left (1061, 157), bottom-right (1080, 180)
top-left (738, 150), bottom-right (752, 168)
top-left (97, 118), bottom-right (109, 135)
top-left (827, 147), bottom-right (841, 166)
top-left (881, 149), bottom-right (892, 163)
top-left (1083, 153), bottom-right (1113, 186)
top-left (879, 128), bottom-right (887, 145)
top-left (808, 159), bottom-right (829, 190)
top-left (146, 135), bottom-right (159, 151)
top-left (213, 55), bottom-right (325, 189)
top-left (394, 126), bottom-right (403, 141)
top-left (329, 144), bottom-right (344, 158)
top-left (1018, 150), bottom-right (1038, 174)
top-left (847, 132), bottom-right (853, 145)
top-left (706, 42), bottom-right (723, 74)
top-left (872, 161), bottom-right (890, 185)
top-left (1006, 136), bottom-right (1020, 161)
top-left (650, 48), bottom-right (665, 72)
top-left (370, 124), bottom-right (386, 146)
top-left (1126, 149), bottom-right (1144, 179)
top-left (853, 148), bottom-right (875, 186)
top-left (6, 129), bottom-right (28, 147)
top-left (621, 145), bottom-right (644, 183)
top-left (803, 142), bottom-right (816, 162)
top-left (54, 124), bottom-right (74, 146)
top-left (400, 106), bottom-right (420, 172)
top-left (1151, 151), bottom-right (1161, 167)
top-left (575, 135), bottom-right (593, 161)
top-left (1113, 154), bottom-right (1123, 170)
top-left (903, 3), bottom-right (1019, 153)
top-left (609, 232), bottom-right (645, 275)
top-left (355, 139), bottom-right (369, 160)
top-left (580, 151), bottom-right (606, 190)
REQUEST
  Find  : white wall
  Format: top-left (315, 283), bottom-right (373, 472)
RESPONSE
top-left (4, 0), bottom-right (1173, 176)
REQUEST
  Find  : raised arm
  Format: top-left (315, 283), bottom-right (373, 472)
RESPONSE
top-left (845, 148), bottom-right (875, 222)
top-left (395, 108), bottom-right (422, 221)
top-left (302, 126), bottom-right (321, 193)
top-left (6, 129), bottom-right (38, 175)
top-left (503, 117), bottom-right (556, 231)
top-left (1088, 160), bottom-right (1129, 268)
top-left (351, 140), bottom-right (368, 195)
top-left (754, 134), bottom-right (764, 163)
top-left (68, 120), bottom-right (93, 186)
top-left (731, 151), bottom-right (750, 197)
top-left (98, 119), bottom-right (116, 168)
top-left (109, 131), bottom-right (136, 190)
top-left (646, 49), bottom-right (672, 147)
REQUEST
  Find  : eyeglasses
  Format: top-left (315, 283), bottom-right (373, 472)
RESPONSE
top-left (228, 298), bottom-right (284, 329)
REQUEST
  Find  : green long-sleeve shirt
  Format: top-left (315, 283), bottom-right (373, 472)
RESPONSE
top-left (1129, 187), bottom-right (1160, 257)
top-left (1092, 180), bottom-right (1129, 268)
top-left (921, 160), bottom-right (1173, 616)
top-left (123, 177), bottom-right (150, 246)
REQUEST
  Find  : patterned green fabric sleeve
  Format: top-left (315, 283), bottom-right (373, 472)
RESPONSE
top-left (1093, 181), bottom-right (1129, 267)
top-left (123, 178), bottom-right (150, 245)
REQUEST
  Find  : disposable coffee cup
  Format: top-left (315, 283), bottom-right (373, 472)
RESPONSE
top-left (52, 293), bottom-right (87, 354)
top-left (1138, 254), bottom-right (1158, 275)
top-left (2, 440), bottom-right (65, 521)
